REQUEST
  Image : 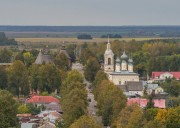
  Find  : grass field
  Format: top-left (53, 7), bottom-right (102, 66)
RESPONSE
top-left (15, 37), bottom-right (165, 45)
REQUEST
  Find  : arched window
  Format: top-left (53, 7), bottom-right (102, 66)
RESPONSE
top-left (108, 58), bottom-right (111, 65)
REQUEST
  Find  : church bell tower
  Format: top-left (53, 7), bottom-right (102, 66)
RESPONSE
top-left (104, 37), bottom-right (114, 74)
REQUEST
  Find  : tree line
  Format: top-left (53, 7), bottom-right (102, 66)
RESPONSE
top-left (80, 39), bottom-right (180, 78)
top-left (0, 32), bottom-right (17, 45)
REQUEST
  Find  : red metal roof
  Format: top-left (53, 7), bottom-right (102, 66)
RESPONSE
top-left (127, 98), bottom-right (166, 108)
top-left (26, 96), bottom-right (60, 104)
top-left (152, 72), bottom-right (180, 79)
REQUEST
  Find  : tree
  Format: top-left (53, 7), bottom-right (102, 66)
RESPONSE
top-left (84, 57), bottom-right (100, 82)
top-left (26, 103), bottom-right (41, 115)
top-left (95, 80), bottom-right (127, 126)
top-left (18, 104), bottom-right (30, 114)
top-left (7, 60), bottom-right (29, 96)
top-left (23, 52), bottom-right (34, 67)
top-left (54, 53), bottom-right (71, 71)
top-left (165, 106), bottom-right (180, 128)
top-left (113, 104), bottom-right (144, 128)
top-left (29, 64), bottom-right (41, 92)
top-left (62, 88), bottom-right (87, 127)
top-left (0, 48), bottom-right (13, 63)
top-left (80, 48), bottom-right (95, 65)
top-left (61, 70), bottom-right (87, 127)
top-left (0, 90), bottom-right (18, 127)
top-left (146, 95), bottom-right (154, 109)
top-left (69, 115), bottom-right (102, 128)
top-left (93, 70), bottom-right (108, 90)
top-left (38, 64), bottom-right (62, 93)
top-left (0, 32), bottom-right (17, 45)
top-left (161, 79), bottom-right (180, 97)
top-left (155, 106), bottom-right (180, 128)
top-left (144, 120), bottom-right (166, 128)
top-left (77, 34), bottom-right (92, 39)
top-left (0, 67), bottom-right (7, 89)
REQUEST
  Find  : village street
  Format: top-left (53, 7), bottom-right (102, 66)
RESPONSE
top-left (72, 63), bottom-right (102, 124)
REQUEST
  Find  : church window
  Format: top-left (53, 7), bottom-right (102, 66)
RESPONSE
top-left (108, 58), bottom-right (111, 65)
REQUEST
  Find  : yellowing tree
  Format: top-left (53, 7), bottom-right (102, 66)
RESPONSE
top-left (155, 109), bottom-right (168, 124)
top-left (69, 115), bottom-right (102, 128)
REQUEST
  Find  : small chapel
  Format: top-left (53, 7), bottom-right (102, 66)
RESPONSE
top-left (104, 39), bottom-right (140, 86)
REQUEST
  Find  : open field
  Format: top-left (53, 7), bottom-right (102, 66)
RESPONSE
top-left (15, 37), bottom-right (167, 45)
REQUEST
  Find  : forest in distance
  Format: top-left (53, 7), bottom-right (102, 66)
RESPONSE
top-left (2, 25), bottom-right (180, 38)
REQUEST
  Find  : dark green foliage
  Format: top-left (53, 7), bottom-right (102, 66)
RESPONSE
top-left (80, 48), bottom-right (96, 65)
top-left (30, 64), bottom-right (62, 93)
top-left (167, 97), bottom-right (180, 108)
top-left (26, 103), bottom-right (41, 115)
top-left (144, 108), bottom-right (158, 121)
top-left (0, 32), bottom-right (17, 45)
top-left (0, 48), bottom-right (13, 63)
top-left (93, 70), bottom-right (108, 90)
top-left (161, 79), bottom-right (180, 97)
top-left (95, 80), bottom-right (127, 126)
top-left (77, 34), bottom-right (92, 39)
top-left (146, 96), bottom-right (154, 109)
top-left (54, 53), bottom-right (71, 71)
top-left (101, 34), bottom-right (122, 38)
top-left (61, 70), bottom-right (87, 127)
top-left (7, 60), bottom-right (29, 96)
top-left (84, 57), bottom-right (100, 82)
top-left (0, 67), bottom-right (7, 89)
top-left (0, 90), bottom-right (18, 127)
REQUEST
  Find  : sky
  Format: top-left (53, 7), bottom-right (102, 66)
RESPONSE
top-left (0, 0), bottom-right (180, 26)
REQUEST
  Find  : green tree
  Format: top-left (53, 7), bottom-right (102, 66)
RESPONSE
top-left (39, 64), bottom-right (62, 93)
top-left (165, 106), bottom-right (180, 128)
top-left (7, 60), bottom-right (29, 96)
top-left (18, 104), bottom-right (30, 114)
top-left (61, 70), bottom-right (87, 127)
top-left (69, 115), bottom-right (102, 128)
top-left (95, 80), bottom-right (127, 126)
top-left (0, 48), bottom-right (13, 63)
top-left (0, 67), bottom-right (7, 89)
top-left (54, 53), bottom-right (71, 71)
top-left (80, 48), bottom-right (95, 65)
top-left (93, 70), bottom-right (108, 90)
top-left (26, 103), bottom-right (41, 115)
top-left (23, 51), bottom-right (34, 67)
top-left (161, 79), bottom-right (180, 97)
top-left (113, 104), bottom-right (144, 128)
top-left (144, 120), bottom-right (166, 128)
top-left (62, 88), bottom-right (87, 127)
top-left (0, 90), bottom-right (18, 127)
top-left (84, 57), bottom-right (100, 82)
top-left (29, 64), bottom-right (41, 92)
top-left (146, 95), bottom-right (154, 109)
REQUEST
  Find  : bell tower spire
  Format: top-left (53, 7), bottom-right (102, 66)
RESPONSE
top-left (104, 36), bottom-right (114, 74)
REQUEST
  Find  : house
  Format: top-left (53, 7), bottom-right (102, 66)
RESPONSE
top-left (26, 96), bottom-right (60, 107)
top-left (35, 47), bottom-right (53, 65)
top-left (146, 84), bottom-right (164, 95)
top-left (21, 123), bottom-right (38, 128)
top-left (38, 121), bottom-right (56, 128)
top-left (127, 98), bottom-right (166, 108)
top-left (151, 72), bottom-right (180, 83)
top-left (37, 110), bottom-right (61, 124)
top-left (44, 102), bottom-right (62, 113)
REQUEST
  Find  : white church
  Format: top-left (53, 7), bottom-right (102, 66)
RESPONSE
top-left (104, 39), bottom-right (143, 96)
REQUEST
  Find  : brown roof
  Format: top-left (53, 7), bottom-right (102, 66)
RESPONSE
top-left (35, 50), bottom-right (53, 64)
top-left (126, 81), bottom-right (143, 91)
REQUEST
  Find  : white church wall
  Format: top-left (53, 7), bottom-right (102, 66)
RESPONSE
top-left (109, 75), bottom-right (139, 85)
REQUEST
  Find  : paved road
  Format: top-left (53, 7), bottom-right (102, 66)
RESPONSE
top-left (72, 63), bottom-right (102, 124)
